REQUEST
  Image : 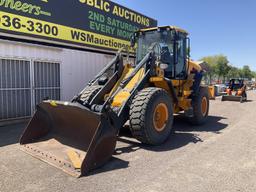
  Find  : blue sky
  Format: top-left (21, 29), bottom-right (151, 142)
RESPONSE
top-left (114, 0), bottom-right (256, 70)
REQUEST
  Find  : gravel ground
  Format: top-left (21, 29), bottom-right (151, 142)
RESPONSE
top-left (0, 91), bottom-right (256, 192)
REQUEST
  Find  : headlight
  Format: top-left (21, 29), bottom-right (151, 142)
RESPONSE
top-left (160, 63), bottom-right (169, 70)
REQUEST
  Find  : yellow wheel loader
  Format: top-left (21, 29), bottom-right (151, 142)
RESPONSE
top-left (20, 26), bottom-right (210, 177)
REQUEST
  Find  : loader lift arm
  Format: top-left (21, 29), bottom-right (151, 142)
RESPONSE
top-left (84, 50), bottom-right (157, 132)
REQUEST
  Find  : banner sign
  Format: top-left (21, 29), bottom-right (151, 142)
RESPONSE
top-left (0, 0), bottom-right (157, 52)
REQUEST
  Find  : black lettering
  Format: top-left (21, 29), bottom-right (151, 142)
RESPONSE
top-left (2, 15), bottom-right (11, 27)
top-left (80, 32), bottom-right (86, 41)
top-left (52, 26), bottom-right (58, 36)
top-left (26, 20), bottom-right (34, 31)
top-left (87, 34), bottom-right (94, 42)
top-left (71, 30), bottom-right (81, 40)
top-left (12, 17), bottom-right (21, 29)
top-left (35, 22), bottom-right (43, 33)
top-left (44, 24), bottom-right (51, 35)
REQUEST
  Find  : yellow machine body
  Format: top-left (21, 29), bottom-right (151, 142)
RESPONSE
top-left (109, 60), bottom-right (203, 113)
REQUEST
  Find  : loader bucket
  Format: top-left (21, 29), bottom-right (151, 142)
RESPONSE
top-left (20, 101), bottom-right (117, 177)
top-left (221, 95), bottom-right (243, 102)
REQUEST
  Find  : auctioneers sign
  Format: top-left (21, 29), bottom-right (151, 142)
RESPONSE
top-left (0, 0), bottom-right (157, 52)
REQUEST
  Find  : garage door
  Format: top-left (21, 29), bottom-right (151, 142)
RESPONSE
top-left (0, 58), bottom-right (31, 121)
top-left (33, 61), bottom-right (61, 109)
top-left (0, 59), bottom-right (61, 122)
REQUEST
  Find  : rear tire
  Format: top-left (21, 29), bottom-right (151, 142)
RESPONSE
top-left (242, 92), bottom-right (247, 102)
top-left (129, 87), bottom-right (173, 145)
top-left (79, 85), bottom-right (102, 105)
top-left (188, 86), bottom-right (209, 125)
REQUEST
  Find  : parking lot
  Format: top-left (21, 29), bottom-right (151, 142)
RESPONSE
top-left (1, 91), bottom-right (256, 192)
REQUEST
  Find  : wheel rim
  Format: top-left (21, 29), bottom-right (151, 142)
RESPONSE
top-left (201, 97), bottom-right (208, 116)
top-left (153, 103), bottom-right (169, 132)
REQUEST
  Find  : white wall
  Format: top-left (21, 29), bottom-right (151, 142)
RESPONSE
top-left (61, 49), bottom-right (113, 100)
top-left (0, 40), bottom-right (113, 101)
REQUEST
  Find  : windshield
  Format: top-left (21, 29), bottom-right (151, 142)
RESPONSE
top-left (136, 30), bottom-right (175, 63)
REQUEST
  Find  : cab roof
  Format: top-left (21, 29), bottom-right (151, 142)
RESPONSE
top-left (138, 26), bottom-right (189, 35)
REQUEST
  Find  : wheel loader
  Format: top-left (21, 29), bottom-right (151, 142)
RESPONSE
top-left (221, 78), bottom-right (247, 102)
top-left (20, 26), bottom-right (210, 177)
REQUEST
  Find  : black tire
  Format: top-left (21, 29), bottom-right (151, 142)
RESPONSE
top-left (242, 91), bottom-right (247, 102)
top-left (79, 85), bottom-right (102, 105)
top-left (129, 87), bottom-right (173, 145)
top-left (188, 86), bottom-right (209, 125)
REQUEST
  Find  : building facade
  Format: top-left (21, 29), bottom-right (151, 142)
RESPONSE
top-left (0, 39), bottom-right (113, 123)
top-left (0, 1), bottom-right (157, 125)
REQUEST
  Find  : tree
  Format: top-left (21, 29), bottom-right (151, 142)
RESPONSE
top-left (214, 55), bottom-right (230, 82)
top-left (241, 65), bottom-right (253, 79)
top-left (227, 66), bottom-right (240, 79)
top-left (201, 54), bottom-right (229, 83)
top-left (200, 56), bottom-right (216, 84)
top-left (200, 54), bottom-right (255, 82)
top-left (252, 71), bottom-right (256, 78)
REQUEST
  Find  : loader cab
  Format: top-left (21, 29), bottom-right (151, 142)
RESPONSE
top-left (132, 26), bottom-right (189, 80)
top-left (229, 79), bottom-right (244, 90)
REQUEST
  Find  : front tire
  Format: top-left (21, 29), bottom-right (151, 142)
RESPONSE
top-left (79, 85), bottom-right (102, 105)
top-left (188, 86), bottom-right (209, 125)
top-left (129, 87), bottom-right (173, 145)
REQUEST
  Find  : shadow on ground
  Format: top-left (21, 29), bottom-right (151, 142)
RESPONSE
top-left (245, 99), bottom-right (253, 102)
top-left (116, 115), bottom-right (228, 154)
top-left (0, 115), bottom-right (228, 176)
top-left (89, 157), bottom-right (129, 176)
top-left (91, 115), bottom-right (228, 175)
top-left (0, 123), bottom-right (27, 147)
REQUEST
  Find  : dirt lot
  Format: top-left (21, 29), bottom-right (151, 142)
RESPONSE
top-left (1, 91), bottom-right (256, 192)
